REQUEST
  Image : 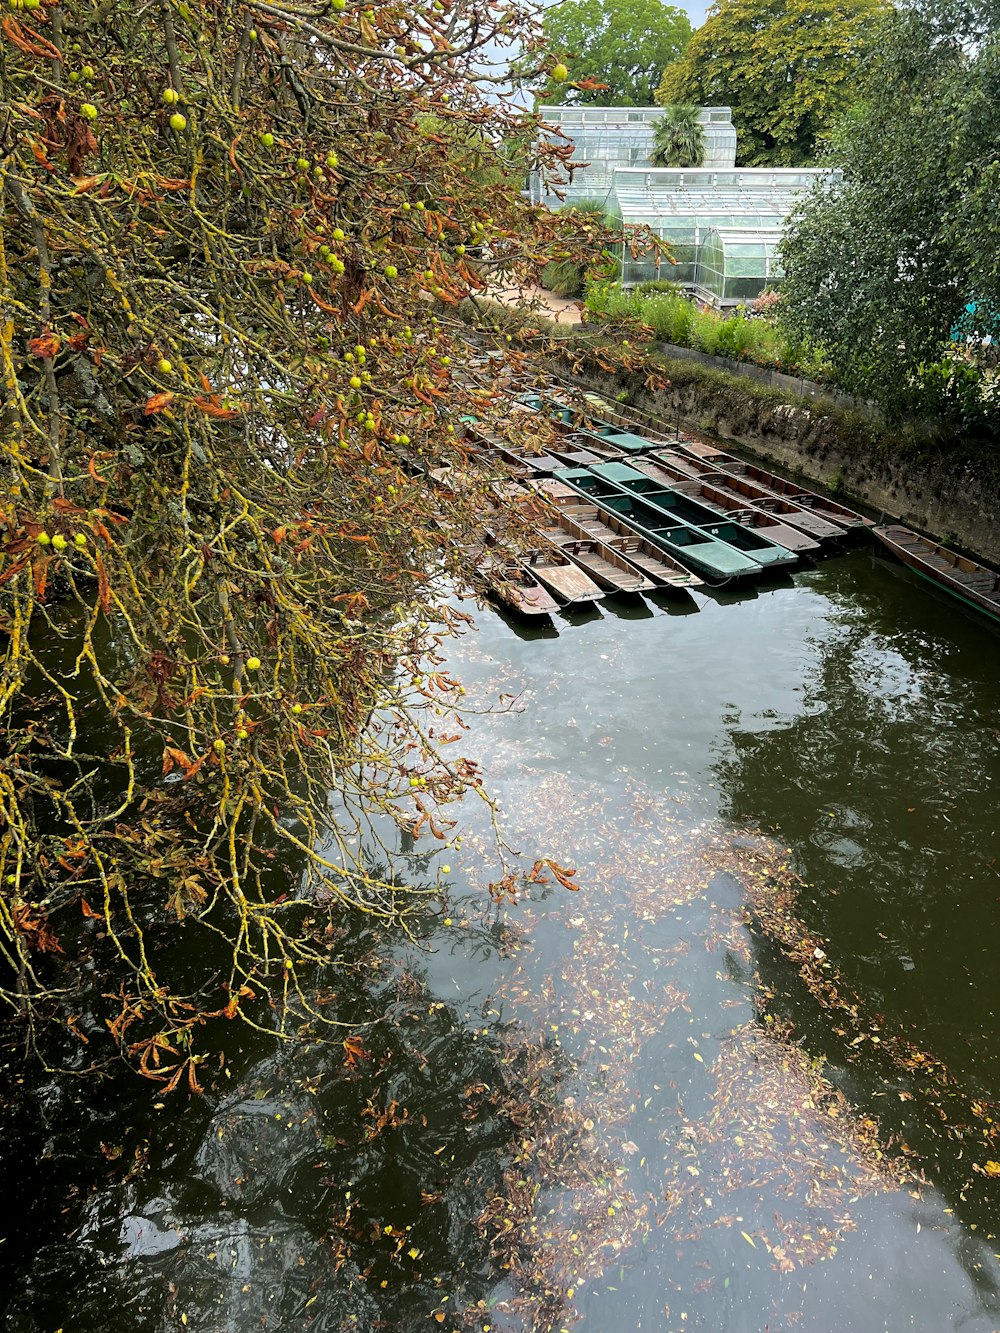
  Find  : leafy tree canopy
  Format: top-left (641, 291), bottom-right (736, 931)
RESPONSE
top-left (539, 0), bottom-right (692, 106)
top-left (657, 0), bottom-right (890, 165)
top-left (0, 0), bottom-right (624, 1076)
top-left (779, 0), bottom-right (1000, 425)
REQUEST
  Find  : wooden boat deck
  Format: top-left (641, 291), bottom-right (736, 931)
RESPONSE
top-left (631, 459), bottom-right (819, 554)
top-left (521, 546), bottom-right (604, 604)
top-left (875, 525), bottom-right (1000, 621)
top-left (532, 481), bottom-right (702, 591)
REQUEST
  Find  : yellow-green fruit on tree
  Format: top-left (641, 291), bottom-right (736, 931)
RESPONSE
top-left (551, 64), bottom-right (569, 83)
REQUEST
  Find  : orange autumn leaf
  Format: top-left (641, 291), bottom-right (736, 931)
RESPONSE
top-left (33, 554), bottom-right (50, 600)
top-left (192, 395), bottom-right (240, 419)
top-left (28, 331), bottom-right (60, 359)
top-left (144, 390), bottom-right (175, 415)
top-left (342, 1034), bottom-right (369, 1067)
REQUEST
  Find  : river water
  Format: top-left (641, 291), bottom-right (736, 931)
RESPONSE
top-left (2, 545), bottom-right (999, 1332)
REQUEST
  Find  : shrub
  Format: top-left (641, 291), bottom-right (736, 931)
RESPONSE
top-left (583, 280), bottom-right (838, 384)
top-left (540, 258), bottom-right (587, 298)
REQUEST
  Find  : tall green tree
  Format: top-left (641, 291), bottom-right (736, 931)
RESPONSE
top-left (656, 0), bottom-right (890, 165)
top-left (650, 105), bottom-right (706, 167)
top-left (540, 0), bottom-right (691, 106)
top-left (779, 0), bottom-right (1000, 425)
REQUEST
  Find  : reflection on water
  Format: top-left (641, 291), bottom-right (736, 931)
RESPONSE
top-left (3, 550), bottom-right (1000, 1331)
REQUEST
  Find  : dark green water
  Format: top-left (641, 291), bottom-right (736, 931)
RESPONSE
top-left (3, 547), bottom-right (1000, 1333)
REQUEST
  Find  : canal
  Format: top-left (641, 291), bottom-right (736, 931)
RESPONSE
top-left (2, 545), bottom-right (999, 1332)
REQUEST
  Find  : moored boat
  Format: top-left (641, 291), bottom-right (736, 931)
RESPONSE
top-left (588, 462), bottom-right (798, 569)
top-left (874, 526), bottom-right (1000, 625)
top-left (532, 481), bottom-right (703, 592)
top-left (630, 459), bottom-right (819, 554)
top-left (554, 469), bottom-right (763, 582)
top-left (648, 451), bottom-right (847, 542)
top-left (669, 443), bottom-right (874, 531)
top-left (472, 548), bottom-right (559, 617)
top-left (520, 545), bottom-right (604, 604)
top-left (535, 520), bottom-right (657, 595)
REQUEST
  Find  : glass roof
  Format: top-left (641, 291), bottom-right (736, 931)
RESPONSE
top-left (528, 107), bottom-right (738, 207)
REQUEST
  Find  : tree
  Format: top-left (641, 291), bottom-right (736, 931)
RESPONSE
top-left (656, 0), bottom-right (890, 166)
top-left (539, 0), bottom-right (691, 106)
top-left (778, 0), bottom-right (1000, 424)
top-left (650, 105), bottom-right (706, 167)
top-left (0, 0), bottom-right (613, 1075)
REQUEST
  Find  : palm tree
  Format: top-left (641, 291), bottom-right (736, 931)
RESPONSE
top-left (650, 106), bottom-right (706, 168)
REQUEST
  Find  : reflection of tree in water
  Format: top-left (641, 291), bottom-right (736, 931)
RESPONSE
top-left (0, 935), bottom-right (603, 1333)
top-left (711, 561), bottom-right (1000, 1249)
top-left (717, 559), bottom-right (1000, 1043)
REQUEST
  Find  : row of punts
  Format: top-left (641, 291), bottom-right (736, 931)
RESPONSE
top-left (417, 380), bottom-right (1000, 626)
top-left (459, 389), bottom-right (877, 616)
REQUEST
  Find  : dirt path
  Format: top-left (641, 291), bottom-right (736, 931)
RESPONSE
top-left (488, 283), bottom-right (585, 325)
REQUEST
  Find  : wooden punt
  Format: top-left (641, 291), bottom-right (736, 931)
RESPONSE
top-left (553, 470), bottom-right (763, 581)
top-left (519, 545), bottom-right (604, 604)
top-left (532, 481), bottom-right (703, 592)
top-left (472, 548), bottom-right (559, 617)
top-left (630, 458), bottom-right (819, 554)
top-left (669, 443), bottom-right (874, 531)
top-left (874, 525), bottom-right (1000, 625)
top-left (588, 462), bottom-right (798, 570)
top-left (535, 520), bottom-right (657, 595)
top-left (542, 441), bottom-right (607, 468)
top-left (648, 451), bottom-right (847, 542)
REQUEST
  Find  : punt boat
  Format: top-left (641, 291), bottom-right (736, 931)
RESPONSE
top-left (668, 443), bottom-right (874, 531)
top-left (553, 470), bottom-right (764, 582)
top-left (519, 545), bottom-right (605, 604)
top-left (647, 451), bottom-right (847, 542)
top-left (533, 481), bottom-right (703, 593)
top-left (470, 548), bottom-right (559, 618)
top-left (588, 462), bottom-right (798, 570)
top-left (874, 526), bottom-right (1000, 625)
top-left (630, 459), bottom-right (819, 554)
top-left (534, 522), bottom-right (657, 595)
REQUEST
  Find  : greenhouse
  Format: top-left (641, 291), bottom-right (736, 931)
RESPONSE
top-left (694, 227), bottom-right (785, 307)
top-left (607, 167), bottom-right (834, 301)
top-left (528, 106), bottom-right (737, 208)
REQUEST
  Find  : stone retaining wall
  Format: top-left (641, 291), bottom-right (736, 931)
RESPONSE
top-left (550, 355), bottom-right (1000, 566)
